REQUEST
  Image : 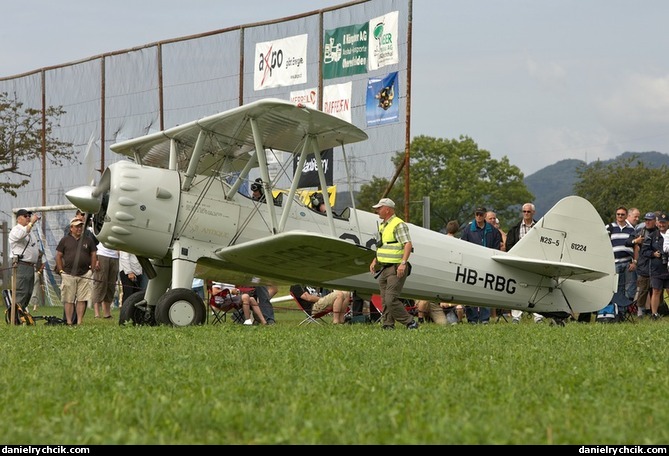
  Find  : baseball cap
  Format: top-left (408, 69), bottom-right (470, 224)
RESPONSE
top-left (70, 217), bottom-right (84, 226)
top-left (16, 209), bottom-right (32, 217)
top-left (474, 207), bottom-right (487, 214)
top-left (658, 213), bottom-right (669, 223)
top-left (644, 212), bottom-right (657, 220)
top-left (372, 198), bottom-right (395, 209)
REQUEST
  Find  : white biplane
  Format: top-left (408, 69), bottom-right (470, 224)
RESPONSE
top-left (66, 98), bottom-right (615, 326)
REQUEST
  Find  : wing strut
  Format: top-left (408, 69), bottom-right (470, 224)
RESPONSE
top-left (249, 117), bottom-right (279, 234)
top-left (311, 138), bottom-right (336, 236)
top-left (182, 132), bottom-right (206, 192)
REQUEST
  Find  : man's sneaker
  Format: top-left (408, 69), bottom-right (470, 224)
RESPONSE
top-left (406, 320), bottom-right (419, 330)
top-left (651, 313), bottom-right (661, 321)
top-left (535, 317), bottom-right (545, 324)
top-left (512, 318), bottom-right (520, 324)
top-left (243, 319), bottom-right (253, 326)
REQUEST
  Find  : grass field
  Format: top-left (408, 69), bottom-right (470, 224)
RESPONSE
top-left (2, 303), bottom-right (668, 445)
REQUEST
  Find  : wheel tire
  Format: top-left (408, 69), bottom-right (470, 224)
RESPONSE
top-left (119, 291), bottom-right (155, 326)
top-left (154, 288), bottom-right (206, 327)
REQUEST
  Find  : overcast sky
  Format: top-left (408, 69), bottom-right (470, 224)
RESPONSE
top-left (2, 0), bottom-right (668, 175)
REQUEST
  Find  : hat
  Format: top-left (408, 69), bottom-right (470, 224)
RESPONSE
top-left (658, 213), bottom-right (669, 222)
top-left (16, 209), bottom-right (31, 217)
top-left (475, 207), bottom-right (487, 214)
top-left (644, 212), bottom-right (657, 220)
top-left (372, 198), bottom-right (395, 209)
top-left (70, 217), bottom-right (84, 226)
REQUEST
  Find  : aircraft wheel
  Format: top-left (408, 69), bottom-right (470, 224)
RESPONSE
top-left (119, 291), bottom-right (155, 326)
top-left (154, 288), bottom-right (206, 327)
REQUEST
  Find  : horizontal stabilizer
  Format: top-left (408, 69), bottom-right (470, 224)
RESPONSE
top-left (493, 256), bottom-right (608, 281)
top-left (215, 231), bottom-right (375, 284)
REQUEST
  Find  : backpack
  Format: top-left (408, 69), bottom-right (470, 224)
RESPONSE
top-left (596, 303), bottom-right (618, 323)
top-left (3, 290), bottom-right (36, 326)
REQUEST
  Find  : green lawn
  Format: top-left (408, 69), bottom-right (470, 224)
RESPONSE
top-left (1, 305), bottom-right (667, 445)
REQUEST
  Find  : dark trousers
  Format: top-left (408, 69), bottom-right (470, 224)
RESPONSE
top-left (254, 286), bottom-right (275, 324)
top-left (378, 264), bottom-right (412, 327)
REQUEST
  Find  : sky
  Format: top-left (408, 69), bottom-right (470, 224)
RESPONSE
top-left (2, 0), bottom-right (668, 176)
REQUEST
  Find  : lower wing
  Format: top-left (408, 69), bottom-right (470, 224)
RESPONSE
top-left (214, 231), bottom-right (375, 285)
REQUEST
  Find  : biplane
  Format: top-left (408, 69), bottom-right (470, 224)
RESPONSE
top-left (65, 98), bottom-right (615, 326)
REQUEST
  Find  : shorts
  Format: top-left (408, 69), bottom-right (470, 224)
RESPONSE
top-left (93, 255), bottom-right (120, 303)
top-left (212, 294), bottom-right (241, 311)
top-left (312, 291), bottom-right (341, 314)
top-left (61, 270), bottom-right (93, 304)
top-left (650, 275), bottom-right (669, 291)
top-left (426, 301), bottom-right (447, 325)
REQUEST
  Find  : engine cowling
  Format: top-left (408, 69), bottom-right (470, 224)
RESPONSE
top-left (68, 161), bottom-right (180, 259)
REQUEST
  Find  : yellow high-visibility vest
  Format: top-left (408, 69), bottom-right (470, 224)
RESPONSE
top-left (376, 216), bottom-right (404, 264)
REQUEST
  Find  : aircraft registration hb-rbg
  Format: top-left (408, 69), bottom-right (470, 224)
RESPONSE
top-left (66, 98), bottom-right (616, 327)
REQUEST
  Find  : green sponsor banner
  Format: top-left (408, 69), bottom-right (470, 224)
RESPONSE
top-left (323, 23), bottom-right (369, 80)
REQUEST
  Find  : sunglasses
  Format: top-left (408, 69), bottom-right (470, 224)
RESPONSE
top-left (616, 213), bottom-right (626, 216)
top-left (475, 212), bottom-right (485, 216)
top-left (522, 210), bottom-right (533, 213)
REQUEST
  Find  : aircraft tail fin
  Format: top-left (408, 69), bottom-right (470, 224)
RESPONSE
top-left (495, 196), bottom-right (615, 282)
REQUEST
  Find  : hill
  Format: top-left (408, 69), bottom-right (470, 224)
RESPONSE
top-left (526, 151), bottom-right (669, 217)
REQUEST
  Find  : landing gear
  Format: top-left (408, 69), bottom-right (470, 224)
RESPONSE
top-left (154, 288), bottom-right (206, 327)
top-left (119, 291), bottom-right (156, 326)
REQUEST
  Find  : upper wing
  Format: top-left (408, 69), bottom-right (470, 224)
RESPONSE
top-left (109, 98), bottom-right (368, 176)
top-left (214, 231), bottom-right (375, 284)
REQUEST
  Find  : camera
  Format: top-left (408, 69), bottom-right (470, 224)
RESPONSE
top-left (310, 193), bottom-right (323, 208)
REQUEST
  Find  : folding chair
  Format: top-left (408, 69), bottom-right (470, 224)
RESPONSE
top-left (289, 285), bottom-right (332, 325)
top-left (208, 286), bottom-right (242, 325)
top-left (209, 300), bottom-right (227, 325)
top-left (370, 295), bottom-right (383, 323)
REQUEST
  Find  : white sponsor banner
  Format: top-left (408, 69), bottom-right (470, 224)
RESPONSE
top-left (323, 82), bottom-right (352, 123)
top-left (254, 34), bottom-right (308, 90)
top-left (290, 88), bottom-right (319, 110)
top-left (368, 11), bottom-right (399, 71)
top-left (290, 83), bottom-right (352, 122)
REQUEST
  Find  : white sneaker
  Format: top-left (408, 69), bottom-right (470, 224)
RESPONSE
top-left (243, 319), bottom-right (253, 326)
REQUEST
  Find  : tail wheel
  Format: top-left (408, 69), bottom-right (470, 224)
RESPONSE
top-left (154, 288), bottom-right (206, 327)
top-left (119, 291), bottom-right (155, 326)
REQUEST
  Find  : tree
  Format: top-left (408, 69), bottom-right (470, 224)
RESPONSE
top-left (357, 135), bottom-right (534, 232)
top-left (574, 155), bottom-right (669, 220)
top-left (0, 91), bottom-right (75, 197)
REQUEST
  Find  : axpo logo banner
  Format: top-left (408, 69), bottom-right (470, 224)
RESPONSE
top-left (254, 34), bottom-right (308, 90)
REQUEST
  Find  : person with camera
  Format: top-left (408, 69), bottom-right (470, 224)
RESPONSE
top-left (309, 192), bottom-right (326, 214)
top-left (641, 212), bottom-right (669, 320)
top-left (9, 209), bottom-right (43, 312)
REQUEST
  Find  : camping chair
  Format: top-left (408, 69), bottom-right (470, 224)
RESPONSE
top-left (370, 295), bottom-right (383, 323)
top-left (289, 285), bottom-right (333, 325)
top-left (208, 287), bottom-right (243, 325)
